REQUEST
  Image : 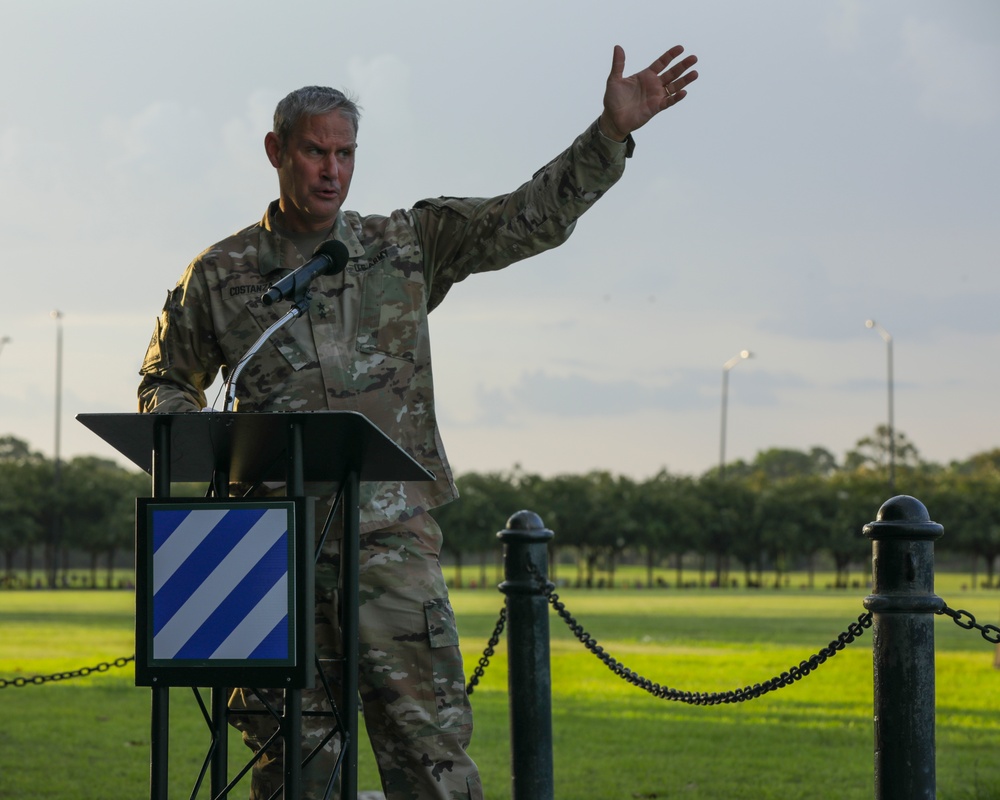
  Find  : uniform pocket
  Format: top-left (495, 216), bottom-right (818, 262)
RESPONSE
top-left (423, 597), bottom-right (471, 730)
top-left (356, 267), bottom-right (424, 362)
top-left (467, 774), bottom-right (485, 800)
top-left (218, 302), bottom-right (315, 372)
top-left (424, 597), bottom-right (461, 649)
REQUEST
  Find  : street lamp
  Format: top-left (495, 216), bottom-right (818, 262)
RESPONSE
top-left (865, 319), bottom-right (895, 491)
top-left (50, 311), bottom-right (64, 588)
top-left (719, 350), bottom-right (753, 479)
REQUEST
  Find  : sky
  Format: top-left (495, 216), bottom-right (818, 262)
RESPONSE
top-left (0, 0), bottom-right (998, 482)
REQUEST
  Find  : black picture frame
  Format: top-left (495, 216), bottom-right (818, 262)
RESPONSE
top-left (134, 496), bottom-right (314, 688)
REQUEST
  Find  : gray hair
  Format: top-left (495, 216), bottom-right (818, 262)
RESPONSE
top-left (272, 86), bottom-right (361, 145)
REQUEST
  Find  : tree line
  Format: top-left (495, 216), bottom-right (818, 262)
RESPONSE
top-left (433, 426), bottom-right (1000, 590)
top-left (2, 426), bottom-right (999, 590)
top-left (0, 435), bottom-right (148, 588)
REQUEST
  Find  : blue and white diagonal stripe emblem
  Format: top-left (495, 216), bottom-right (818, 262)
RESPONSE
top-left (150, 506), bottom-right (291, 661)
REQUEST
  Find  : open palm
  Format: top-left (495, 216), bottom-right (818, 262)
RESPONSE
top-left (600, 45), bottom-right (699, 141)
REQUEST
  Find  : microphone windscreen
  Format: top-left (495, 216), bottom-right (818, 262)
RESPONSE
top-left (313, 240), bottom-right (350, 274)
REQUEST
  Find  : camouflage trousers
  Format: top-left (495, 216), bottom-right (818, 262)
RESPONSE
top-left (228, 512), bottom-right (483, 800)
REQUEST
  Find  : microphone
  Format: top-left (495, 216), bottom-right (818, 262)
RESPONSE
top-left (261, 240), bottom-right (350, 306)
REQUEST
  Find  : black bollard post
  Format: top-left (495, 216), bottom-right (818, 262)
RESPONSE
top-left (863, 495), bottom-right (944, 800)
top-left (497, 510), bottom-right (554, 800)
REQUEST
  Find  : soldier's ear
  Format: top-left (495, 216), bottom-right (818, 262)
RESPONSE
top-left (264, 132), bottom-right (282, 168)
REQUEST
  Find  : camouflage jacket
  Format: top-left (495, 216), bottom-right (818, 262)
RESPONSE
top-left (138, 119), bottom-right (630, 532)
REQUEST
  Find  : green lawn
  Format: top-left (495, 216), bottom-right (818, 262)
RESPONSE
top-left (1, 584), bottom-right (998, 799)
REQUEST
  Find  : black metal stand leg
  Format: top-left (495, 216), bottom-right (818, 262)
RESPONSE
top-left (211, 689), bottom-right (229, 798)
top-left (211, 466), bottom-right (232, 798)
top-left (150, 419), bottom-right (171, 800)
top-left (283, 690), bottom-right (302, 798)
top-left (341, 469), bottom-right (361, 800)
top-left (151, 687), bottom-right (170, 800)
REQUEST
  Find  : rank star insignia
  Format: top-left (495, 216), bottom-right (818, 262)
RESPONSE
top-left (316, 301), bottom-right (329, 319)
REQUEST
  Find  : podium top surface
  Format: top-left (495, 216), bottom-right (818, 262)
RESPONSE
top-left (77, 411), bottom-right (434, 484)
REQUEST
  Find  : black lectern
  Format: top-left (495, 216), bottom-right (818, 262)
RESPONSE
top-left (78, 411), bottom-right (433, 800)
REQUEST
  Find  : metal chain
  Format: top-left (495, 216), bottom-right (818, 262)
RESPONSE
top-left (938, 604), bottom-right (1000, 644)
top-left (466, 607), bottom-right (506, 695)
top-left (0, 655), bottom-right (134, 689)
top-left (6, 602), bottom-right (988, 703)
top-left (526, 560), bottom-right (872, 706)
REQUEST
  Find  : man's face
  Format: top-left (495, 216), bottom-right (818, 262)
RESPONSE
top-left (264, 110), bottom-right (356, 233)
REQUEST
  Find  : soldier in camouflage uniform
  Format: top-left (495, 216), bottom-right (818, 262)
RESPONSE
top-left (137, 43), bottom-right (697, 800)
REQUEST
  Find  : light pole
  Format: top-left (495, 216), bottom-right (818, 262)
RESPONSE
top-left (865, 319), bottom-right (895, 492)
top-left (719, 350), bottom-right (752, 479)
top-left (50, 311), bottom-right (63, 588)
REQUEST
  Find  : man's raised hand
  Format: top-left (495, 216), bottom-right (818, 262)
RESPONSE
top-left (599, 44), bottom-right (699, 142)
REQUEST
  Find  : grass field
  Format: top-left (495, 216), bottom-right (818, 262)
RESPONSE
top-left (1, 578), bottom-right (999, 799)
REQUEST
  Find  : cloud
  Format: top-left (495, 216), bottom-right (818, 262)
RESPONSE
top-left (343, 54), bottom-right (428, 210)
top-left (464, 366), bottom-right (807, 426)
top-left (896, 16), bottom-right (1000, 125)
top-left (471, 371), bottom-right (706, 425)
top-left (0, 126), bottom-right (24, 171)
top-left (101, 101), bottom-right (213, 172)
top-left (754, 259), bottom-right (1000, 343)
top-left (825, 0), bottom-right (868, 50)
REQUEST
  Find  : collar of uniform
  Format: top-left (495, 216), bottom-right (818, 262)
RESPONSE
top-left (331, 212), bottom-right (366, 261)
top-left (257, 201), bottom-right (292, 276)
top-left (257, 201), bottom-right (364, 275)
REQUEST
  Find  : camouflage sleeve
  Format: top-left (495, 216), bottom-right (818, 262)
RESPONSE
top-left (137, 260), bottom-right (224, 413)
top-left (414, 119), bottom-right (630, 310)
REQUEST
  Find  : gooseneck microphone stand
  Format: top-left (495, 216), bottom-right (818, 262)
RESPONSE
top-left (221, 296), bottom-right (310, 412)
